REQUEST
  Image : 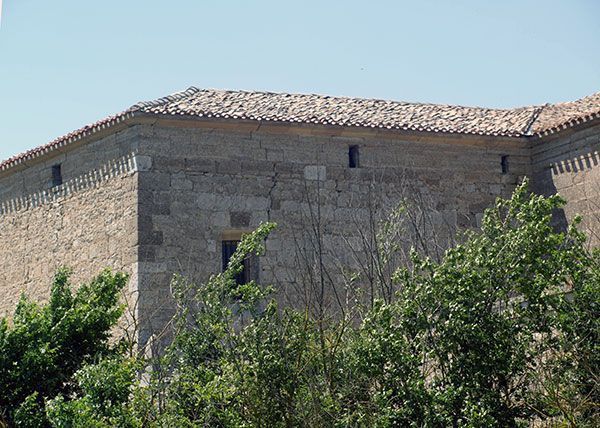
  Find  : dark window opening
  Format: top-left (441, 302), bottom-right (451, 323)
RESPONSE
top-left (52, 164), bottom-right (63, 187)
top-left (349, 145), bottom-right (360, 168)
top-left (501, 155), bottom-right (509, 174)
top-left (222, 240), bottom-right (249, 285)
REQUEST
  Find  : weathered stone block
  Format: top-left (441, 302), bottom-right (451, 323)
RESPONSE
top-left (231, 211), bottom-right (251, 228)
top-left (136, 155), bottom-right (153, 172)
top-left (303, 165), bottom-right (327, 181)
top-left (171, 172), bottom-right (193, 190)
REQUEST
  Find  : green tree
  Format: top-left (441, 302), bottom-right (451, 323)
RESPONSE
top-left (45, 357), bottom-right (141, 428)
top-left (0, 269), bottom-right (128, 427)
top-left (337, 180), bottom-right (599, 426)
top-left (4, 182), bottom-right (598, 427)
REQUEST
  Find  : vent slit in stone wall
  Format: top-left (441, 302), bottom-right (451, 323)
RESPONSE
top-left (221, 238), bottom-right (260, 285)
top-left (349, 145), bottom-right (360, 168)
top-left (501, 155), bottom-right (509, 175)
top-left (222, 240), bottom-right (247, 285)
top-left (52, 164), bottom-right (63, 187)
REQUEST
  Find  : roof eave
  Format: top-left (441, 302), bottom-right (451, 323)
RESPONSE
top-left (533, 113), bottom-right (600, 140)
top-left (0, 112), bottom-right (140, 178)
top-left (2, 108), bottom-right (596, 178)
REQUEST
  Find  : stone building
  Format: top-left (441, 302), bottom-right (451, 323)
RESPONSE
top-left (1, 87), bottom-right (599, 347)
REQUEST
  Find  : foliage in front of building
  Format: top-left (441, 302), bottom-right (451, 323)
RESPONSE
top-left (0, 182), bottom-right (598, 427)
top-left (0, 269), bottom-right (128, 427)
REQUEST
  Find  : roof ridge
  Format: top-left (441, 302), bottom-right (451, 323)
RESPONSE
top-left (128, 86), bottom-right (200, 112)
top-left (199, 87), bottom-right (527, 112)
top-left (523, 104), bottom-right (548, 136)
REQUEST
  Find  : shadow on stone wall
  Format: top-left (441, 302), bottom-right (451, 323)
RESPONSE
top-left (533, 148), bottom-right (600, 238)
top-left (550, 150), bottom-right (599, 175)
top-left (0, 153), bottom-right (138, 216)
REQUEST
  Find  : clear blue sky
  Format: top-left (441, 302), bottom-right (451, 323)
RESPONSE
top-left (1, 0), bottom-right (598, 161)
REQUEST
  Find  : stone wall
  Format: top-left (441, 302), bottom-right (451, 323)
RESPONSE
top-left (7, 116), bottom-right (590, 350)
top-left (0, 126), bottom-right (139, 203)
top-left (134, 121), bottom-right (532, 346)
top-left (0, 129), bottom-right (140, 322)
top-left (0, 172), bottom-right (138, 319)
top-left (531, 123), bottom-right (600, 246)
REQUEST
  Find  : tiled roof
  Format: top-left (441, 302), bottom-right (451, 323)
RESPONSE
top-left (131, 88), bottom-right (540, 137)
top-left (1, 87), bottom-right (599, 173)
top-left (531, 92), bottom-right (600, 135)
top-left (0, 112), bottom-right (136, 173)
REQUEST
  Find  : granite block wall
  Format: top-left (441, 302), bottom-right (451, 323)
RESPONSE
top-left (134, 122), bottom-right (531, 346)
top-left (0, 127), bottom-right (139, 202)
top-left (3, 117), bottom-right (575, 351)
top-left (531, 123), bottom-right (600, 246)
top-left (0, 130), bottom-right (140, 325)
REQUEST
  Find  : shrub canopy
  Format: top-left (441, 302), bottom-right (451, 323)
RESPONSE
top-left (1, 182), bottom-right (598, 427)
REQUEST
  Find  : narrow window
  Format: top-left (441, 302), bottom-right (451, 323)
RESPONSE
top-left (51, 164), bottom-right (63, 187)
top-left (501, 155), bottom-right (509, 174)
top-left (349, 145), bottom-right (360, 168)
top-left (222, 240), bottom-right (248, 285)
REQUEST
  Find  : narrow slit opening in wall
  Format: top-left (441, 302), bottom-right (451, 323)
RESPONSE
top-left (222, 240), bottom-right (247, 285)
top-left (349, 145), bottom-right (359, 168)
top-left (52, 164), bottom-right (63, 187)
top-left (501, 155), bottom-right (509, 174)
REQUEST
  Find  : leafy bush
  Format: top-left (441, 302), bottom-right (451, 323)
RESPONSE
top-left (46, 357), bottom-right (140, 428)
top-left (122, 183), bottom-right (594, 426)
top-left (2, 182), bottom-right (598, 427)
top-left (0, 269), bottom-right (128, 427)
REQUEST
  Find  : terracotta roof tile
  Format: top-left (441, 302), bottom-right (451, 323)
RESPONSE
top-left (131, 88), bottom-right (538, 137)
top-left (531, 92), bottom-right (600, 135)
top-left (0, 112), bottom-right (135, 173)
top-left (1, 87), bottom-right (599, 173)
